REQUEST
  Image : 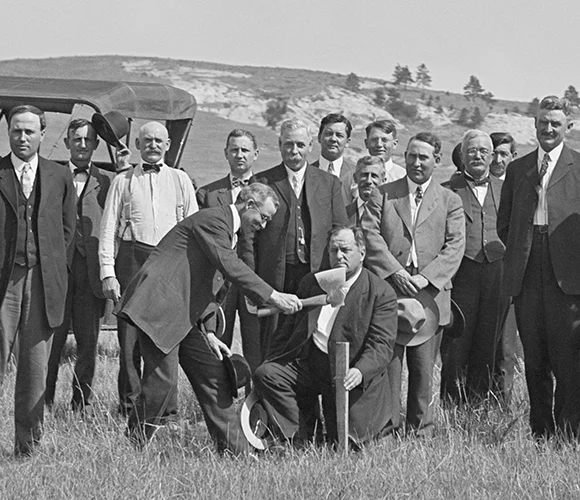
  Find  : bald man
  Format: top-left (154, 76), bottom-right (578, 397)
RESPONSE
top-left (99, 121), bottom-right (198, 417)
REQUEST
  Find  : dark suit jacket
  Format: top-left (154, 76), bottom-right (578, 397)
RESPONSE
top-left (497, 145), bottom-right (580, 296)
top-left (74, 165), bottom-right (114, 299)
top-left (0, 154), bottom-right (76, 327)
top-left (196, 174), bottom-right (234, 209)
top-left (252, 163), bottom-right (349, 289)
top-left (267, 268), bottom-right (397, 442)
top-left (443, 173), bottom-right (505, 263)
top-left (346, 200), bottom-right (359, 225)
top-left (363, 177), bottom-right (465, 325)
top-left (311, 158), bottom-right (356, 206)
top-left (115, 205), bottom-right (274, 354)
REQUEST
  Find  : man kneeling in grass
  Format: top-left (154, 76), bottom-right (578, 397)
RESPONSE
top-left (253, 225), bottom-right (398, 447)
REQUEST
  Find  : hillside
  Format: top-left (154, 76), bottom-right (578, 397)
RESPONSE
top-left (0, 55), bottom-right (578, 185)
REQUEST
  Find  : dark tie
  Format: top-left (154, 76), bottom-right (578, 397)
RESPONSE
top-left (143, 163), bottom-right (161, 172)
top-left (74, 167), bottom-right (89, 176)
top-left (538, 153), bottom-right (550, 185)
top-left (465, 173), bottom-right (490, 187)
top-left (415, 185), bottom-right (423, 205)
top-left (231, 177), bottom-right (250, 189)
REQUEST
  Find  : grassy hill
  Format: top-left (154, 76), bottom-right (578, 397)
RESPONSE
top-left (1, 55), bottom-right (579, 186)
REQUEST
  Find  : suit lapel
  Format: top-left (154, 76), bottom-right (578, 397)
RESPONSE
top-left (0, 157), bottom-right (18, 214)
top-left (416, 180), bottom-right (439, 228)
top-left (392, 179), bottom-right (413, 234)
top-left (38, 157), bottom-right (55, 213)
top-left (524, 149), bottom-right (541, 188)
top-left (489, 175), bottom-right (503, 211)
top-left (305, 166), bottom-right (320, 206)
top-left (548, 145), bottom-right (573, 190)
top-left (272, 163), bottom-right (292, 207)
top-left (452, 176), bottom-right (473, 222)
top-left (82, 165), bottom-right (99, 198)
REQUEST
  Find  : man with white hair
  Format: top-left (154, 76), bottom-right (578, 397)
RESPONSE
top-left (99, 121), bottom-right (198, 417)
top-left (440, 130), bottom-right (512, 405)
top-left (250, 118), bottom-right (348, 358)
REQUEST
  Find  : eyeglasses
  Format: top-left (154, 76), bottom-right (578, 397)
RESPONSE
top-left (466, 148), bottom-right (491, 158)
top-left (250, 205), bottom-right (271, 224)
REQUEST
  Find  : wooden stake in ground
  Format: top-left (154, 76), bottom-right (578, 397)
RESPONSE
top-left (335, 341), bottom-right (349, 454)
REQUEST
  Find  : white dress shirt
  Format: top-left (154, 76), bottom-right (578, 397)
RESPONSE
top-left (534, 142), bottom-right (563, 225)
top-left (229, 171), bottom-right (254, 204)
top-left (464, 173), bottom-right (488, 206)
top-left (384, 159), bottom-right (407, 183)
top-left (406, 176), bottom-right (432, 268)
top-left (285, 163), bottom-right (307, 197)
top-left (11, 152), bottom-right (39, 186)
top-left (313, 267), bottom-right (362, 353)
top-left (69, 161), bottom-right (90, 197)
top-left (99, 162), bottom-right (198, 279)
top-left (318, 156), bottom-right (344, 177)
top-left (229, 204), bottom-right (241, 249)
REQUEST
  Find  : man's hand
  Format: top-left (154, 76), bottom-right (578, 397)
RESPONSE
top-left (391, 269), bottom-right (420, 297)
top-left (115, 145), bottom-right (131, 171)
top-left (344, 368), bottom-right (363, 391)
top-left (206, 333), bottom-right (232, 361)
top-left (409, 274), bottom-right (429, 291)
top-left (267, 290), bottom-right (303, 315)
top-left (102, 276), bottom-right (122, 303)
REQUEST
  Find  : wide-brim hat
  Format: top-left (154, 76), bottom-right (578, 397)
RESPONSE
top-left (443, 299), bottom-right (466, 339)
top-left (397, 289), bottom-right (440, 347)
top-left (240, 391), bottom-right (271, 450)
top-left (223, 354), bottom-right (251, 399)
top-left (92, 111), bottom-right (130, 148)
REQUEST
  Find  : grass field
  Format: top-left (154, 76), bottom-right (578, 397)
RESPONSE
top-left (1, 332), bottom-right (579, 499)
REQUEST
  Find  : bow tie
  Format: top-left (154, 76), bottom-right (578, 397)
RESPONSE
top-left (465, 174), bottom-right (489, 187)
top-left (143, 163), bottom-right (161, 172)
top-left (74, 167), bottom-right (89, 176)
top-left (231, 177), bottom-right (250, 188)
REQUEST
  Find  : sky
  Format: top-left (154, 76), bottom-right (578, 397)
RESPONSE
top-left (3, 0), bottom-right (580, 102)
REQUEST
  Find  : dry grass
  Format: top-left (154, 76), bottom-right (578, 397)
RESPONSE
top-left (1, 332), bottom-right (579, 499)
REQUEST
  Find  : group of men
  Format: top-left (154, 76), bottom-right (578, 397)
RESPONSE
top-left (0, 93), bottom-right (578, 456)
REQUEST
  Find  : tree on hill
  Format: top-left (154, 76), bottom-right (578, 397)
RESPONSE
top-left (470, 107), bottom-right (484, 127)
top-left (415, 63), bottom-right (432, 88)
top-left (374, 88), bottom-right (387, 108)
top-left (463, 75), bottom-right (485, 101)
top-left (345, 72), bottom-right (361, 92)
top-left (527, 97), bottom-right (540, 117)
top-left (392, 64), bottom-right (414, 88)
top-left (456, 107), bottom-right (470, 126)
top-left (564, 85), bottom-right (580, 107)
top-left (387, 87), bottom-right (401, 101)
top-left (264, 98), bottom-right (288, 129)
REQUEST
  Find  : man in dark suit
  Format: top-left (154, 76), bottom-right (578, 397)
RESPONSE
top-left (346, 156), bottom-right (386, 225)
top-left (252, 118), bottom-right (348, 359)
top-left (46, 119), bottom-right (113, 411)
top-left (363, 132), bottom-right (465, 435)
top-left (311, 113), bottom-right (356, 205)
top-left (498, 95), bottom-right (580, 439)
top-left (115, 183), bottom-right (302, 454)
top-left (0, 105), bottom-right (76, 455)
top-left (254, 225), bottom-right (398, 446)
top-left (440, 130), bottom-right (512, 405)
top-left (196, 129), bottom-right (261, 372)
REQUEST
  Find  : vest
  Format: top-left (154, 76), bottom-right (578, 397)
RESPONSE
top-left (464, 186), bottom-right (505, 263)
top-left (285, 186), bottom-right (311, 265)
top-left (14, 171), bottom-right (40, 268)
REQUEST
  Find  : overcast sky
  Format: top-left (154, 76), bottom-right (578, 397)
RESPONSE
top-left (3, 0), bottom-right (579, 102)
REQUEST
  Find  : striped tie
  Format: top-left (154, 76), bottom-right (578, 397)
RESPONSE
top-left (21, 163), bottom-right (34, 198)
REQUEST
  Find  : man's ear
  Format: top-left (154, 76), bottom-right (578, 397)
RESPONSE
top-left (64, 136), bottom-right (70, 150)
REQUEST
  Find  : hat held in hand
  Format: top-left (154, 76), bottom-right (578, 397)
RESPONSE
top-left (397, 289), bottom-right (440, 346)
top-left (92, 111), bottom-right (130, 148)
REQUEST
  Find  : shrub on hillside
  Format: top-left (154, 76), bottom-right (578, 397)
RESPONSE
top-left (387, 99), bottom-right (418, 120)
top-left (264, 98), bottom-right (288, 129)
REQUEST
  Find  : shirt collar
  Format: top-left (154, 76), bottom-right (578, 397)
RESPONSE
top-left (356, 196), bottom-right (366, 209)
top-left (343, 266), bottom-right (363, 292)
top-left (11, 152), bottom-right (38, 173)
top-left (538, 142), bottom-right (564, 168)
top-left (229, 204), bottom-right (241, 234)
top-left (406, 175), bottom-right (432, 195)
top-left (230, 170), bottom-right (254, 183)
top-left (318, 155), bottom-right (343, 173)
top-left (284, 163), bottom-right (307, 184)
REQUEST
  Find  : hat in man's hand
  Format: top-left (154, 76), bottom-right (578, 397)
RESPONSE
top-left (397, 289), bottom-right (440, 346)
top-left (92, 111), bottom-right (130, 148)
top-left (223, 354), bottom-right (251, 399)
top-left (443, 299), bottom-right (466, 339)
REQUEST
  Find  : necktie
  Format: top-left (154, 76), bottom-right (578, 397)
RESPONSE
top-left (328, 162), bottom-right (336, 176)
top-left (21, 163), bottom-right (34, 199)
top-left (538, 153), bottom-right (550, 185)
top-left (231, 177), bottom-right (250, 189)
top-left (74, 167), bottom-right (89, 176)
top-left (415, 185), bottom-right (423, 205)
top-left (143, 163), bottom-right (161, 172)
top-left (291, 175), bottom-right (301, 198)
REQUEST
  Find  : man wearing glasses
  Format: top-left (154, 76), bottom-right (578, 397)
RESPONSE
top-left (115, 183), bottom-right (302, 454)
top-left (440, 130), bottom-right (512, 405)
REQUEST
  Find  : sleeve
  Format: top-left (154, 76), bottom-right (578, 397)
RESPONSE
top-left (98, 173), bottom-right (126, 280)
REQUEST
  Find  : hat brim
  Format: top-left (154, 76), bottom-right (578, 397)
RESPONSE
top-left (91, 112), bottom-right (128, 148)
top-left (223, 353), bottom-right (251, 399)
top-left (240, 391), bottom-right (271, 450)
top-left (396, 288), bottom-right (440, 347)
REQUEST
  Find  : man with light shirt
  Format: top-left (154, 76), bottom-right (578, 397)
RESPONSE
top-left (364, 119), bottom-right (406, 183)
top-left (311, 113), bottom-right (356, 204)
top-left (346, 156), bottom-right (385, 224)
top-left (251, 118), bottom-right (348, 359)
top-left (254, 225), bottom-right (397, 446)
top-left (440, 130), bottom-right (512, 405)
top-left (99, 121), bottom-right (198, 417)
top-left (498, 96), bottom-right (580, 439)
top-left (46, 119), bottom-right (114, 411)
top-left (196, 129), bottom-right (261, 372)
top-left (490, 132), bottom-right (517, 180)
